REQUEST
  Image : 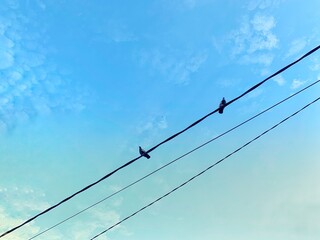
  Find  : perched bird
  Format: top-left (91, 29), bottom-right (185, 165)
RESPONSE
top-left (139, 146), bottom-right (150, 159)
top-left (218, 97), bottom-right (226, 114)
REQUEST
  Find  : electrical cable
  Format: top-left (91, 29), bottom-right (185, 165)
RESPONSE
top-left (29, 80), bottom-right (320, 239)
top-left (90, 96), bottom-right (320, 239)
top-left (1, 45), bottom-right (319, 239)
top-left (147, 44), bottom-right (320, 153)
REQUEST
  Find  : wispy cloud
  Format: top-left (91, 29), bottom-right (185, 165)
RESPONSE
top-left (230, 14), bottom-right (278, 66)
top-left (240, 53), bottom-right (274, 66)
top-left (69, 208), bottom-right (131, 240)
top-left (291, 79), bottom-right (306, 89)
top-left (137, 115), bottom-right (168, 135)
top-left (135, 114), bottom-right (169, 148)
top-left (286, 38), bottom-right (307, 58)
top-left (310, 57), bottom-right (320, 72)
top-left (232, 14), bottom-right (278, 54)
top-left (0, 185), bottom-right (53, 240)
top-left (0, 185), bottom-right (50, 214)
top-left (247, 0), bottom-right (284, 11)
top-left (0, 184), bottom-right (130, 239)
top-left (249, 14), bottom-right (278, 53)
top-left (0, 206), bottom-right (41, 240)
top-left (0, 34), bottom-right (14, 69)
top-left (0, 3), bottom-right (87, 132)
top-left (246, 87), bottom-right (264, 100)
top-left (137, 48), bottom-right (207, 85)
top-left (273, 75), bottom-right (286, 86)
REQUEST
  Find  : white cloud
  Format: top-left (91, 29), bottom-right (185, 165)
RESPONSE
top-left (0, 186), bottom-right (50, 213)
top-left (291, 79), bottom-right (306, 89)
top-left (230, 14), bottom-right (278, 65)
top-left (92, 209), bottom-right (121, 225)
top-left (240, 53), bottom-right (274, 66)
top-left (68, 209), bottom-right (126, 240)
top-left (112, 197), bottom-right (124, 207)
top-left (0, 52), bottom-right (14, 69)
top-left (273, 75), bottom-right (286, 86)
top-left (157, 115), bottom-right (168, 129)
top-left (137, 115), bottom-right (168, 135)
top-left (0, 3), bottom-right (88, 132)
top-left (246, 88), bottom-right (264, 99)
top-left (310, 57), bottom-right (320, 71)
top-left (138, 49), bottom-right (207, 85)
top-left (247, 0), bottom-right (283, 11)
top-left (0, 185), bottom-right (54, 240)
top-left (0, 207), bottom-right (41, 240)
top-left (0, 35), bottom-right (14, 69)
top-left (136, 114), bottom-right (169, 147)
top-left (286, 38), bottom-right (307, 58)
top-left (311, 63), bottom-right (320, 72)
top-left (0, 184), bottom-right (130, 239)
top-left (249, 15), bottom-right (278, 53)
top-left (251, 14), bottom-right (276, 32)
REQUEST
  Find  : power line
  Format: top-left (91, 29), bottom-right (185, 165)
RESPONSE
top-left (0, 156), bottom-right (143, 239)
top-left (1, 44), bottom-right (319, 239)
top-left (90, 95), bottom-right (320, 239)
top-left (147, 45), bottom-right (320, 153)
top-left (28, 79), bottom-right (320, 239)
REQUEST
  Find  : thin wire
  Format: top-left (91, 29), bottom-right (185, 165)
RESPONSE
top-left (1, 44), bottom-right (319, 239)
top-left (28, 79), bottom-right (320, 240)
top-left (90, 96), bottom-right (320, 239)
top-left (0, 156), bottom-right (142, 239)
top-left (147, 45), bottom-right (320, 153)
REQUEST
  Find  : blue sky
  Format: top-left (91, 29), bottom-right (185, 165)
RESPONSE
top-left (0, 0), bottom-right (320, 239)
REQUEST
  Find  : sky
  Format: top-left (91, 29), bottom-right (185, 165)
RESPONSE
top-left (0, 0), bottom-right (320, 239)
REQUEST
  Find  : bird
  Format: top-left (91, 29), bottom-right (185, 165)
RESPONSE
top-left (218, 97), bottom-right (226, 114)
top-left (139, 146), bottom-right (150, 159)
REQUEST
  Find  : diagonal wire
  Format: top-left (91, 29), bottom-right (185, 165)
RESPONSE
top-left (1, 44), bottom-right (319, 239)
top-left (147, 45), bottom-right (320, 153)
top-left (90, 96), bottom-right (320, 240)
top-left (28, 80), bottom-right (319, 239)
